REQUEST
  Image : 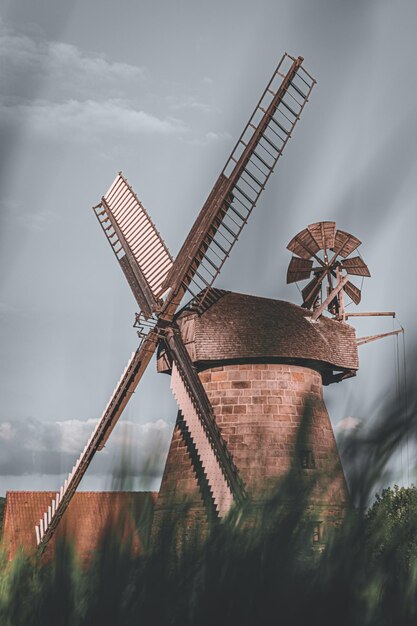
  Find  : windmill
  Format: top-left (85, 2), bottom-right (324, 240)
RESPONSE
top-left (34, 53), bottom-right (317, 550)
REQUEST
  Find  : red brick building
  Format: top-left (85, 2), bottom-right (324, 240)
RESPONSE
top-left (1, 491), bottom-right (156, 563)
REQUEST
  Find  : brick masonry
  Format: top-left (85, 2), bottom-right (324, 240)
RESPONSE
top-left (154, 363), bottom-right (350, 527)
top-left (1, 491), bottom-right (157, 562)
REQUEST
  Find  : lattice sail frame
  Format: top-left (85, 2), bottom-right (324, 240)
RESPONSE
top-left (36, 53), bottom-right (316, 551)
top-left (161, 53), bottom-right (316, 318)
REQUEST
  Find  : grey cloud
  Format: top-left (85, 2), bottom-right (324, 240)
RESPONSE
top-left (167, 95), bottom-right (213, 114)
top-left (16, 207), bottom-right (59, 232)
top-left (0, 21), bottom-right (187, 152)
top-left (180, 130), bottom-right (232, 147)
top-left (0, 99), bottom-right (187, 141)
top-left (0, 417), bottom-right (171, 477)
top-left (1, 21), bottom-right (146, 102)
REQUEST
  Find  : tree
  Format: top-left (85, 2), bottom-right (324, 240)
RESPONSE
top-left (365, 485), bottom-right (417, 572)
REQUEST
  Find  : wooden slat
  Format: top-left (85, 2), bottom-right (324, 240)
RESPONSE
top-left (344, 280), bottom-right (361, 305)
top-left (100, 173), bottom-right (174, 313)
top-left (340, 256), bottom-right (371, 277)
top-left (286, 256), bottom-right (313, 284)
top-left (332, 230), bottom-right (361, 258)
top-left (287, 228), bottom-right (321, 259)
top-left (307, 221), bottom-right (336, 250)
top-left (301, 275), bottom-right (322, 308)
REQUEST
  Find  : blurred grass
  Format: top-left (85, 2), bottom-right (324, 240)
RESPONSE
top-left (0, 497), bottom-right (4, 540)
top-left (0, 349), bottom-right (415, 626)
top-left (2, 486), bottom-right (417, 626)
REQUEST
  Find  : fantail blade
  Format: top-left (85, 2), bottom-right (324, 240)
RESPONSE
top-left (302, 275), bottom-right (322, 309)
top-left (332, 230), bottom-right (361, 258)
top-left (344, 280), bottom-right (361, 304)
top-left (307, 221), bottom-right (336, 250)
top-left (340, 256), bottom-right (371, 277)
top-left (286, 256), bottom-right (313, 284)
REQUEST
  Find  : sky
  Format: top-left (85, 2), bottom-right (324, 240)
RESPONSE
top-left (0, 0), bottom-right (416, 496)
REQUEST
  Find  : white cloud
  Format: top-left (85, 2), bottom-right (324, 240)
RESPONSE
top-left (0, 416), bottom-right (171, 476)
top-left (0, 99), bottom-right (187, 141)
top-left (134, 418), bottom-right (168, 435)
top-left (0, 421), bottom-right (14, 442)
top-left (103, 419), bottom-right (169, 451)
top-left (0, 24), bottom-right (42, 72)
top-left (0, 22), bottom-right (145, 100)
top-left (182, 129), bottom-right (232, 147)
top-left (53, 418), bottom-right (98, 454)
top-left (336, 416), bottom-right (362, 433)
top-left (167, 95), bottom-right (213, 114)
top-left (16, 208), bottom-right (59, 232)
top-left (205, 131), bottom-right (232, 142)
top-left (22, 416), bottom-right (170, 455)
top-left (0, 21), bottom-right (187, 142)
top-left (45, 40), bottom-right (145, 86)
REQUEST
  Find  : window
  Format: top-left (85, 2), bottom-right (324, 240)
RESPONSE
top-left (300, 449), bottom-right (316, 469)
top-left (312, 522), bottom-right (323, 544)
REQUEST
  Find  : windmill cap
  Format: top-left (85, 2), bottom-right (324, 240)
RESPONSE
top-left (157, 289), bottom-right (358, 384)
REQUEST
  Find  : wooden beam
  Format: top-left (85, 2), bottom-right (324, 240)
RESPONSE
top-left (357, 329), bottom-right (404, 346)
top-left (345, 311), bottom-right (396, 318)
top-left (311, 275), bottom-right (349, 321)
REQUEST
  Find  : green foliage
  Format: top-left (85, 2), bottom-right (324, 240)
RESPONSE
top-left (365, 485), bottom-right (417, 572)
top-left (1, 491), bottom-right (417, 626)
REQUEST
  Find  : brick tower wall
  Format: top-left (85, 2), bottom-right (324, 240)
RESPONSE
top-left (154, 363), bottom-right (350, 527)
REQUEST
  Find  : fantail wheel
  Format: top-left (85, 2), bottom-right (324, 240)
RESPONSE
top-left (286, 221), bottom-right (370, 317)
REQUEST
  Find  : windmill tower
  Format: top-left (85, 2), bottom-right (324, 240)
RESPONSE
top-left (154, 289), bottom-right (355, 530)
top-left (32, 53), bottom-right (363, 550)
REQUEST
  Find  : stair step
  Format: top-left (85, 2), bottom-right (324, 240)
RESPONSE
top-left (171, 362), bottom-right (233, 517)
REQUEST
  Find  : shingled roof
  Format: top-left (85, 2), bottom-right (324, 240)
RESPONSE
top-left (158, 290), bottom-right (358, 382)
top-left (1, 491), bottom-right (156, 563)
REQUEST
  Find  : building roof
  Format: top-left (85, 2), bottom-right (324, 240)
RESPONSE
top-left (1, 491), bottom-right (157, 563)
top-left (158, 290), bottom-right (358, 381)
